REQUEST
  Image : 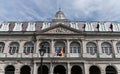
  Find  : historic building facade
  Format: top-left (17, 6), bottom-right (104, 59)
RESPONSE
top-left (0, 10), bottom-right (120, 74)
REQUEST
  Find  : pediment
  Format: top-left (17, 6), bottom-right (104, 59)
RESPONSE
top-left (40, 24), bottom-right (80, 34)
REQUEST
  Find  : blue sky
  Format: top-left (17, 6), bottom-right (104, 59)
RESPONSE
top-left (0, 0), bottom-right (120, 22)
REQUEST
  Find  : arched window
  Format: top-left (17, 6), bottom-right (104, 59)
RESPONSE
top-left (71, 65), bottom-right (82, 74)
top-left (20, 65), bottom-right (31, 74)
top-left (9, 42), bottom-right (19, 55)
top-left (0, 42), bottom-right (5, 53)
top-left (24, 42), bottom-right (34, 55)
top-left (116, 42), bottom-right (120, 53)
top-left (70, 42), bottom-right (80, 53)
top-left (89, 66), bottom-right (100, 74)
top-left (5, 65), bottom-right (15, 74)
top-left (86, 42), bottom-right (97, 55)
top-left (38, 65), bottom-right (49, 74)
top-left (54, 42), bottom-right (65, 56)
top-left (106, 66), bottom-right (117, 74)
top-left (101, 42), bottom-right (112, 55)
top-left (40, 42), bottom-right (50, 53)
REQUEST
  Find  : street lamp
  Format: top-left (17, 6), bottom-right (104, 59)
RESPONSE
top-left (39, 45), bottom-right (46, 74)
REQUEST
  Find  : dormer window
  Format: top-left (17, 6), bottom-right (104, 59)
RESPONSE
top-left (98, 22), bottom-right (109, 31)
top-left (70, 22), bottom-right (79, 29)
top-left (26, 22), bottom-right (35, 31)
top-left (42, 22), bottom-right (50, 30)
top-left (13, 23), bottom-right (22, 31)
top-left (85, 22), bottom-right (94, 31)
top-left (0, 23), bottom-right (9, 31)
top-left (112, 23), bottom-right (120, 31)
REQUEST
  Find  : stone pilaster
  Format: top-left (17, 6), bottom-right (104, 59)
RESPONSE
top-left (112, 40), bottom-right (117, 57)
top-left (67, 40), bottom-right (70, 57)
top-left (101, 69), bottom-right (105, 74)
top-left (49, 63), bottom-right (53, 74)
top-left (15, 69), bottom-right (19, 74)
top-left (33, 63), bottom-right (37, 74)
top-left (0, 69), bottom-right (4, 74)
top-left (50, 39), bottom-right (55, 57)
top-left (67, 63), bottom-right (71, 74)
top-left (111, 40), bottom-right (117, 58)
top-left (84, 63), bottom-right (89, 74)
top-left (97, 41), bottom-right (102, 57)
top-left (82, 40), bottom-right (87, 58)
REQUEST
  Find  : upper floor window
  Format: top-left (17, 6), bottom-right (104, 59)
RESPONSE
top-left (42, 22), bottom-right (50, 30)
top-left (0, 42), bottom-right (5, 53)
top-left (85, 22), bottom-right (94, 31)
top-left (101, 42), bottom-right (112, 55)
top-left (70, 42), bottom-right (80, 53)
top-left (9, 42), bottom-right (19, 55)
top-left (26, 22), bottom-right (35, 31)
top-left (40, 42), bottom-right (50, 53)
top-left (112, 23), bottom-right (120, 31)
top-left (0, 23), bottom-right (9, 31)
top-left (98, 22), bottom-right (109, 31)
top-left (86, 42), bottom-right (97, 55)
top-left (70, 22), bottom-right (79, 29)
top-left (116, 42), bottom-right (120, 53)
top-left (54, 42), bottom-right (65, 57)
top-left (24, 42), bottom-right (34, 55)
top-left (13, 22), bottom-right (22, 31)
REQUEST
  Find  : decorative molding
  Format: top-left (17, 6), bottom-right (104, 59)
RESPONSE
top-left (44, 26), bottom-right (75, 34)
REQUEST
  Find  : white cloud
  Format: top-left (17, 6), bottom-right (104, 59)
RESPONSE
top-left (0, 0), bottom-right (120, 22)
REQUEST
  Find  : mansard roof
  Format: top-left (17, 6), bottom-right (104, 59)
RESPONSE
top-left (0, 21), bottom-right (119, 32)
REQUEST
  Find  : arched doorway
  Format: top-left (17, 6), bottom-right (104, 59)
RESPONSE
top-left (5, 65), bottom-right (15, 74)
top-left (106, 66), bottom-right (117, 74)
top-left (38, 65), bottom-right (49, 74)
top-left (89, 66), bottom-right (100, 74)
top-left (20, 65), bottom-right (31, 74)
top-left (54, 65), bottom-right (66, 74)
top-left (71, 65), bottom-right (82, 74)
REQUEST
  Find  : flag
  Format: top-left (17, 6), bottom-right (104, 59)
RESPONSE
top-left (61, 47), bottom-right (65, 56)
top-left (107, 49), bottom-right (110, 55)
top-left (56, 49), bottom-right (61, 56)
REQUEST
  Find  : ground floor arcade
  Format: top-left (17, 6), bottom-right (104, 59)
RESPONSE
top-left (3, 61), bottom-right (120, 74)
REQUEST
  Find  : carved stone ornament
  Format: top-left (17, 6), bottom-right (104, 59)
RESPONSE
top-left (44, 27), bottom-right (75, 34)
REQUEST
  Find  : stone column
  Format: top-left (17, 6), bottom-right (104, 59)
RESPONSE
top-left (84, 63), bottom-right (89, 74)
top-left (50, 39), bottom-right (55, 57)
top-left (101, 69), bottom-right (105, 74)
top-left (33, 63), bottom-right (37, 74)
top-left (0, 69), bottom-right (4, 74)
top-left (111, 40), bottom-right (117, 58)
top-left (117, 70), bottom-right (120, 74)
top-left (35, 40), bottom-right (41, 57)
top-left (82, 40), bottom-right (87, 58)
top-left (15, 69), bottom-right (19, 74)
top-left (49, 63), bottom-right (53, 74)
top-left (112, 40), bottom-right (117, 57)
top-left (67, 63), bottom-right (71, 74)
top-left (66, 40), bottom-right (70, 57)
top-left (18, 41), bottom-right (25, 57)
top-left (4, 41), bottom-right (11, 57)
top-left (97, 40), bottom-right (102, 57)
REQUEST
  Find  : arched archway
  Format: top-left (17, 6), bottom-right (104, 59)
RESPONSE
top-left (54, 65), bottom-right (66, 74)
top-left (5, 65), bottom-right (15, 74)
top-left (38, 65), bottom-right (49, 74)
top-left (20, 65), bottom-right (31, 74)
top-left (71, 65), bottom-right (82, 74)
top-left (89, 66), bottom-right (100, 74)
top-left (106, 66), bottom-right (117, 74)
